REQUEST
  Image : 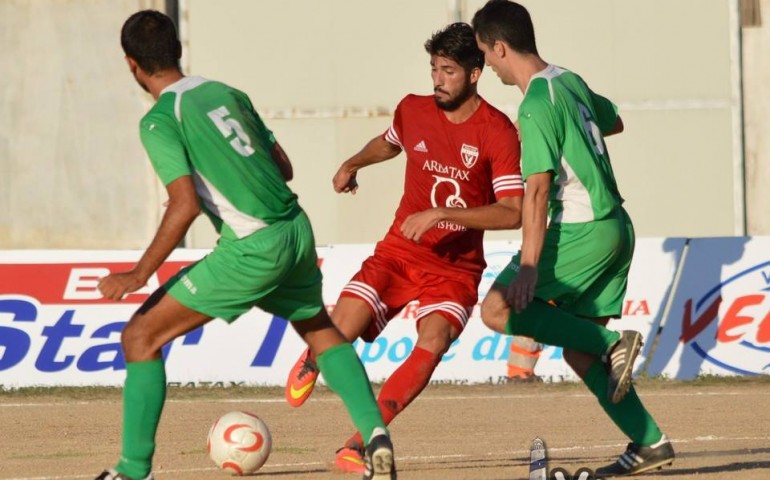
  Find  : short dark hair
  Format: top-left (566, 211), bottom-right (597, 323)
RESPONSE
top-left (121, 10), bottom-right (181, 74)
top-left (472, 0), bottom-right (538, 55)
top-left (424, 22), bottom-right (484, 72)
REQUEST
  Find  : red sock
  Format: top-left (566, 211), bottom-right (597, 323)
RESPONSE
top-left (344, 346), bottom-right (441, 448)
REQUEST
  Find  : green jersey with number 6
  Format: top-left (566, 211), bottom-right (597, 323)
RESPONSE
top-left (518, 65), bottom-right (623, 224)
top-left (139, 76), bottom-right (298, 240)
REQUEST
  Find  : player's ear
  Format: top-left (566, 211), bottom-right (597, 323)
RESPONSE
top-left (125, 56), bottom-right (138, 71)
top-left (493, 40), bottom-right (506, 58)
top-left (469, 67), bottom-right (482, 84)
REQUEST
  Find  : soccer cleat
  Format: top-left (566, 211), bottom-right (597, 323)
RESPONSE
top-left (335, 445), bottom-right (366, 474)
top-left (595, 436), bottom-right (675, 476)
top-left (606, 331), bottom-right (643, 404)
top-left (363, 432), bottom-right (396, 480)
top-left (285, 348), bottom-right (319, 407)
top-left (94, 469), bottom-right (154, 480)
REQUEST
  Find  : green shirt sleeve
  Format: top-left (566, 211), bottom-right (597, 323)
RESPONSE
top-left (590, 91), bottom-right (619, 135)
top-left (518, 87), bottom-right (562, 181)
top-left (139, 113), bottom-right (191, 185)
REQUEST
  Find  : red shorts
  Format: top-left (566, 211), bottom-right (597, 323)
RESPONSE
top-left (339, 252), bottom-right (479, 342)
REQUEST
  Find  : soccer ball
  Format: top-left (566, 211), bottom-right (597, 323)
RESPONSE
top-left (207, 411), bottom-right (272, 475)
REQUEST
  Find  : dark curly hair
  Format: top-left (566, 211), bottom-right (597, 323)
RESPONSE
top-left (424, 22), bottom-right (484, 73)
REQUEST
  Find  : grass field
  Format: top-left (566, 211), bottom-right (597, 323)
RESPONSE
top-left (1, 377), bottom-right (769, 479)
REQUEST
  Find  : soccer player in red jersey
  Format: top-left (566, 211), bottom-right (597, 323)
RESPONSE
top-left (285, 22), bottom-right (524, 473)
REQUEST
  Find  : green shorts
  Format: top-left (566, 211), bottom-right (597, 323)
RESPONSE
top-left (165, 209), bottom-right (324, 322)
top-left (495, 207), bottom-right (635, 318)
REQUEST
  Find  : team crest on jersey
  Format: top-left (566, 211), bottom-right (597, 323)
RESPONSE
top-left (461, 144), bottom-right (479, 168)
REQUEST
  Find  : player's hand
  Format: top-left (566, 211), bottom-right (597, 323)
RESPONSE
top-left (98, 271), bottom-right (146, 301)
top-left (505, 265), bottom-right (538, 313)
top-left (400, 209), bottom-right (442, 243)
top-left (332, 166), bottom-right (359, 194)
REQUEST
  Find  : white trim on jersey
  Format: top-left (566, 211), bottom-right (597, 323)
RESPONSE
top-left (191, 171), bottom-right (268, 239)
top-left (159, 76), bottom-right (209, 121)
top-left (493, 175), bottom-right (525, 194)
top-left (342, 281), bottom-right (389, 329)
top-left (416, 301), bottom-right (471, 327)
top-left (384, 125), bottom-right (403, 149)
top-left (527, 64), bottom-right (566, 104)
top-left (551, 157), bottom-right (594, 223)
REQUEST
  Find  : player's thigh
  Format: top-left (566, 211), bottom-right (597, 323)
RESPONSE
top-left (167, 233), bottom-right (293, 323)
top-left (123, 287), bottom-right (212, 361)
top-left (256, 212), bottom-right (326, 322)
top-left (415, 272), bottom-right (476, 345)
top-left (537, 214), bottom-right (625, 308)
top-left (569, 210), bottom-right (635, 317)
top-left (337, 253), bottom-right (413, 342)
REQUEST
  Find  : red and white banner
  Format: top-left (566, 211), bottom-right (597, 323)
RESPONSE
top-left (647, 237), bottom-right (770, 379)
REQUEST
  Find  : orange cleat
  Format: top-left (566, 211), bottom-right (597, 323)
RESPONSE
top-left (285, 348), bottom-right (319, 407)
top-left (335, 445), bottom-right (366, 474)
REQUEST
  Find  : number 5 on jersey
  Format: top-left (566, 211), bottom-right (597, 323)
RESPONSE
top-left (207, 106), bottom-right (256, 157)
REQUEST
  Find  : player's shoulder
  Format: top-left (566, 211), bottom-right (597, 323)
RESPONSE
top-left (478, 98), bottom-right (515, 128)
top-left (397, 94), bottom-right (435, 111)
top-left (140, 99), bottom-right (175, 131)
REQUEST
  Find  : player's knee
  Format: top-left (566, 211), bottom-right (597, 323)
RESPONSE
top-left (416, 333), bottom-right (453, 356)
top-left (481, 294), bottom-right (508, 334)
top-left (121, 318), bottom-right (156, 360)
top-left (563, 348), bottom-right (579, 368)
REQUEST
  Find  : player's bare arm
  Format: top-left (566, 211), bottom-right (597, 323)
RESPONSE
top-left (270, 142), bottom-right (293, 181)
top-left (507, 171), bottom-right (551, 312)
top-left (400, 196), bottom-right (523, 243)
top-left (333, 135), bottom-right (401, 194)
top-left (98, 175), bottom-right (201, 301)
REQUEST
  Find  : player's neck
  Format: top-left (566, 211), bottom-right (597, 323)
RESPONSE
top-left (514, 56), bottom-right (549, 94)
top-left (147, 70), bottom-right (185, 100)
top-left (442, 94), bottom-right (481, 124)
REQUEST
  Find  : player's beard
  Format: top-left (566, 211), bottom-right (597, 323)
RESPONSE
top-left (434, 76), bottom-right (474, 112)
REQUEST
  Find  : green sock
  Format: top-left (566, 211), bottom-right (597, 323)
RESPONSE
top-left (115, 359), bottom-right (166, 479)
top-left (507, 299), bottom-right (620, 356)
top-left (316, 343), bottom-right (385, 444)
top-left (584, 361), bottom-right (662, 446)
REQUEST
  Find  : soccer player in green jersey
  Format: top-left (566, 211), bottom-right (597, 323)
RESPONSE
top-left (472, 1), bottom-right (674, 476)
top-left (94, 10), bottom-right (395, 480)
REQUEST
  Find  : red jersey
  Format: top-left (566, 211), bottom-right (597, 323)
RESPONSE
top-left (377, 94), bottom-right (523, 276)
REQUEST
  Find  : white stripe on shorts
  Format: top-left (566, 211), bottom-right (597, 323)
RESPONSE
top-left (342, 281), bottom-right (388, 328)
top-left (416, 301), bottom-right (471, 327)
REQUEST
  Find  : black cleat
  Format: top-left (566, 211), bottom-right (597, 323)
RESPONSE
top-left (606, 331), bottom-right (643, 404)
top-left (363, 431), bottom-right (396, 480)
top-left (94, 469), bottom-right (154, 480)
top-left (595, 436), bottom-right (675, 477)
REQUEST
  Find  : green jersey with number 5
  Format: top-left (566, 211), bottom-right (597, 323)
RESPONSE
top-left (139, 76), bottom-right (298, 240)
top-left (517, 65), bottom-right (623, 224)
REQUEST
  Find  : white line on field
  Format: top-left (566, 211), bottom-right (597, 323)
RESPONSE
top-left (3, 434), bottom-right (770, 480)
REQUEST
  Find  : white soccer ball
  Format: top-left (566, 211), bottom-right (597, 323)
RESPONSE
top-left (207, 411), bottom-right (272, 475)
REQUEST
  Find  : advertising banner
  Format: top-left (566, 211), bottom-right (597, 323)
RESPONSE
top-left (647, 237), bottom-right (770, 379)
top-left (0, 238), bottom-right (686, 387)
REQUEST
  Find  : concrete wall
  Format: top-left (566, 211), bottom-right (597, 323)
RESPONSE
top-left (742, 0), bottom-right (770, 235)
top-left (2, 0), bottom-right (764, 250)
top-left (184, 0), bottom-right (745, 248)
top-left (0, 0), bottom-right (164, 249)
